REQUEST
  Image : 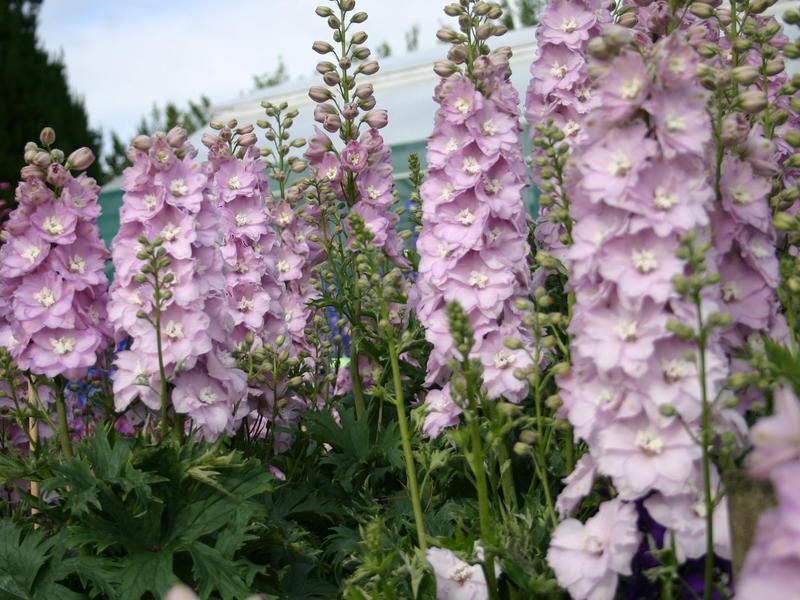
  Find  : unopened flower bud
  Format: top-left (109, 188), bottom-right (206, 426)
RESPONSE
top-left (39, 127), bottom-right (56, 146)
top-left (364, 109), bottom-right (388, 129)
top-left (315, 5), bottom-right (333, 17)
top-left (32, 151), bottom-right (51, 168)
top-left (308, 85), bottom-right (332, 102)
top-left (166, 126), bottom-right (188, 148)
top-left (65, 147), bottom-right (95, 170)
top-left (354, 83), bottom-right (373, 99)
top-left (765, 59), bottom-right (785, 76)
top-left (350, 11), bottom-right (367, 23)
top-left (688, 2), bottom-right (715, 18)
top-left (436, 28), bottom-right (460, 43)
top-left (476, 23), bottom-right (493, 40)
top-left (603, 24), bottom-right (633, 47)
top-left (587, 37), bottom-right (610, 58)
top-left (49, 148), bottom-right (64, 163)
top-left (444, 3), bottom-right (461, 16)
top-left (342, 102), bottom-right (359, 119)
top-left (238, 132), bottom-right (257, 147)
top-left (312, 40), bottom-right (334, 54)
top-left (732, 65), bottom-right (759, 84)
top-left (434, 60), bottom-right (458, 77)
top-left (617, 11), bottom-right (638, 27)
top-left (323, 70), bottom-right (340, 86)
top-left (352, 31), bottom-right (368, 45)
top-left (359, 61), bottom-right (379, 75)
top-left (736, 90), bottom-right (767, 113)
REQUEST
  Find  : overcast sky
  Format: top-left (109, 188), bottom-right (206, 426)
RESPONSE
top-left (37, 0), bottom-right (445, 150)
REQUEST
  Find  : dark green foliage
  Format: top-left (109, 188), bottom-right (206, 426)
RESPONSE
top-left (0, 0), bottom-right (104, 193)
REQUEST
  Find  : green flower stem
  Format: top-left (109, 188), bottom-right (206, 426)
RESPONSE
top-left (497, 441), bottom-right (517, 511)
top-left (152, 269), bottom-right (170, 437)
top-left (468, 412), bottom-right (499, 600)
top-left (54, 377), bottom-right (72, 459)
top-left (694, 299), bottom-right (715, 600)
top-left (387, 333), bottom-right (427, 551)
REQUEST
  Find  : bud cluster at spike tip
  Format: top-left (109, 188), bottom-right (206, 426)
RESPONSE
top-left (0, 129), bottom-right (109, 380)
top-left (108, 126), bottom-right (248, 439)
top-left (413, 33), bottom-right (534, 437)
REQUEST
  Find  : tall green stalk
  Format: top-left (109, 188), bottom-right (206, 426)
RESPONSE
top-left (54, 378), bottom-right (72, 459)
top-left (387, 334), bottom-right (427, 551)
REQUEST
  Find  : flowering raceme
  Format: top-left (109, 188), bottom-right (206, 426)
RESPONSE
top-left (549, 30), bottom-right (734, 597)
top-left (108, 127), bottom-right (246, 438)
top-left (415, 46), bottom-right (533, 431)
top-left (0, 133), bottom-right (108, 380)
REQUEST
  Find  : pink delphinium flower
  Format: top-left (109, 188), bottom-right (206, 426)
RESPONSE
top-left (554, 30), bottom-right (734, 576)
top-left (426, 547), bottom-right (489, 600)
top-left (0, 135), bottom-right (109, 379)
top-left (414, 47), bottom-right (533, 419)
top-left (109, 128), bottom-right (245, 438)
top-left (547, 499), bottom-right (641, 600)
top-left (422, 383), bottom-right (462, 438)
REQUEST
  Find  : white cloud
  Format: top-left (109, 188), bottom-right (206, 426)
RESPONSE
top-left (37, 0), bottom-right (444, 150)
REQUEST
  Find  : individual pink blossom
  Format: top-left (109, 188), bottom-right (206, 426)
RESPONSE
top-left (555, 454), bottom-right (597, 518)
top-left (547, 499), bottom-right (641, 600)
top-left (422, 383), bottom-right (462, 438)
top-left (426, 547), bottom-right (488, 600)
top-left (595, 416), bottom-right (701, 499)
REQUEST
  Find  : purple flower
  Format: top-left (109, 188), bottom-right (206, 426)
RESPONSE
top-left (12, 271), bottom-right (75, 334)
top-left (341, 141), bottom-right (368, 173)
top-left (22, 327), bottom-right (101, 379)
top-left (748, 385), bottom-right (800, 479)
top-left (539, 0), bottom-right (596, 49)
top-left (531, 44), bottom-right (585, 97)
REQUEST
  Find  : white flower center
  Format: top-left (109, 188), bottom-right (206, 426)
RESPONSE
top-left (68, 255), bottom-right (86, 274)
top-left (484, 179), bottom-right (502, 194)
top-left (285, 310), bottom-right (294, 322)
top-left (449, 563), bottom-right (473, 583)
top-left (635, 430), bottom-right (665, 455)
top-left (22, 245), bottom-right (41, 262)
top-left (143, 194), bottom-right (158, 210)
top-left (576, 86), bottom-right (592, 102)
top-left (721, 281), bottom-right (742, 302)
top-left (440, 183), bottom-right (455, 202)
top-left (445, 137), bottom-right (459, 153)
top-left (631, 249), bottom-right (658, 273)
top-left (583, 535), bottom-right (604, 555)
top-left (669, 57), bottom-right (686, 74)
top-left (227, 175), bottom-right (242, 190)
top-left (161, 223), bottom-right (180, 241)
top-left (199, 386), bottom-right (218, 404)
top-left (750, 242), bottom-right (769, 259)
top-left (608, 152), bottom-right (632, 176)
top-left (481, 119), bottom-right (498, 136)
top-left (563, 120), bottom-right (580, 136)
top-left (620, 78), bottom-right (642, 99)
top-left (614, 319), bottom-right (638, 341)
top-left (367, 185), bottom-right (381, 200)
top-left (692, 500), bottom-right (707, 518)
top-left (234, 261), bottom-right (248, 274)
top-left (348, 153), bottom-right (362, 167)
top-left (486, 228), bottom-right (501, 243)
top-left (324, 167), bottom-right (338, 180)
top-left (550, 61), bottom-right (568, 79)
top-left (662, 359), bottom-right (687, 383)
top-left (237, 297), bottom-right (254, 312)
top-left (457, 208), bottom-right (476, 226)
top-left (43, 216), bottom-right (64, 236)
top-left (493, 349), bottom-right (516, 369)
top-left (50, 336), bottom-right (75, 355)
top-left (561, 16), bottom-right (578, 32)
top-left (730, 185), bottom-right (751, 205)
top-left (469, 270), bottom-right (488, 289)
top-left (666, 114), bottom-right (686, 132)
top-left (454, 98), bottom-right (472, 114)
top-left (235, 213), bottom-right (249, 226)
top-left (462, 157), bottom-right (481, 175)
top-left (170, 178), bottom-right (189, 197)
top-left (34, 286), bottom-right (56, 307)
top-left (654, 186), bottom-right (679, 210)
top-left (277, 211), bottom-right (291, 225)
top-left (164, 320), bottom-right (184, 339)
top-left (594, 388), bottom-right (615, 407)
top-left (156, 150), bottom-right (170, 164)
top-left (277, 260), bottom-right (290, 273)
